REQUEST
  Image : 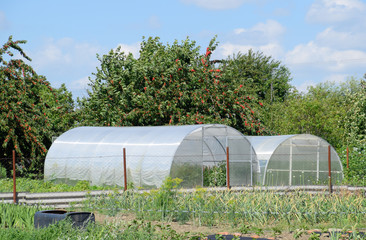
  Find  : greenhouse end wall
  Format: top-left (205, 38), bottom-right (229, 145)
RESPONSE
top-left (247, 134), bottom-right (343, 186)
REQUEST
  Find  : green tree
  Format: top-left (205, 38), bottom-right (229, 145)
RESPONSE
top-left (220, 50), bottom-right (292, 102)
top-left (0, 36), bottom-right (75, 177)
top-left (78, 37), bottom-right (266, 135)
top-left (344, 79), bottom-right (366, 146)
top-left (263, 81), bottom-right (349, 148)
top-left (340, 78), bottom-right (366, 185)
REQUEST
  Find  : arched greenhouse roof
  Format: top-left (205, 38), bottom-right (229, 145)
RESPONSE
top-left (45, 124), bottom-right (257, 188)
top-left (247, 134), bottom-right (343, 186)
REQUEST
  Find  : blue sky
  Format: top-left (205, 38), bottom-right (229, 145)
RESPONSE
top-left (2, 0), bottom-right (366, 99)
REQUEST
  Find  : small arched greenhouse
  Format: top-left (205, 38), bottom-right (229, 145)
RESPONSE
top-left (247, 134), bottom-right (343, 186)
top-left (45, 124), bottom-right (258, 188)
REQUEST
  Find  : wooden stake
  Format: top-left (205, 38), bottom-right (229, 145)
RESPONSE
top-left (226, 146), bottom-right (230, 190)
top-left (12, 150), bottom-right (16, 204)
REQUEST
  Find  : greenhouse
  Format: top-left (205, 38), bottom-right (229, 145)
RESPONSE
top-left (246, 134), bottom-right (343, 186)
top-left (44, 124), bottom-right (258, 188)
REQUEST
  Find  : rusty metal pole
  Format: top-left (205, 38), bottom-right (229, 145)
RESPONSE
top-left (12, 150), bottom-right (16, 204)
top-left (346, 146), bottom-right (349, 169)
top-left (226, 146), bottom-right (230, 190)
top-left (123, 148), bottom-right (127, 191)
top-left (328, 145), bottom-right (332, 194)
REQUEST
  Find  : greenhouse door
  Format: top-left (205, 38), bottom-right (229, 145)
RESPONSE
top-left (227, 136), bottom-right (254, 186)
top-left (201, 126), bottom-right (254, 187)
top-left (202, 133), bottom-right (227, 187)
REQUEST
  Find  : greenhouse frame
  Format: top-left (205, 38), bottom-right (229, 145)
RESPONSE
top-left (44, 124), bottom-right (258, 188)
top-left (247, 134), bottom-right (343, 186)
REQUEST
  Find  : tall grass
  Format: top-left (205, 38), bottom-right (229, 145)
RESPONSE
top-left (0, 204), bottom-right (47, 229)
top-left (0, 178), bottom-right (118, 193)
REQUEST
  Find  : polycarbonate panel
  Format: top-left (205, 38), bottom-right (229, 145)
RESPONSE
top-left (45, 124), bottom-right (254, 188)
top-left (265, 170), bottom-right (289, 186)
top-left (171, 137), bottom-right (203, 187)
top-left (45, 125), bottom-right (205, 188)
top-left (249, 134), bottom-right (343, 186)
top-left (227, 136), bottom-right (257, 186)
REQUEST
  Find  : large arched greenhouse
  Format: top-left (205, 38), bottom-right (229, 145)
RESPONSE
top-left (247, 134), bottom-right (344, 186)
top-left (44, 124), bottom-right (258, 188)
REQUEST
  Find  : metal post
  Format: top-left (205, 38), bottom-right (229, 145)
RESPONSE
top-left (316, 140), bottom-right (320, 182)
top-left (123, 148), bottom-right (127, 191)
top-left (226, 146), bottom-right (230, 190)
top-left (289, 139), bottom-right (293, 186)
top-left (12, 150), bottom-right (16, 204)
top-left (346, 147), bottom-right (349, 169)
top-left (328, 145), bottom-right (332, 194)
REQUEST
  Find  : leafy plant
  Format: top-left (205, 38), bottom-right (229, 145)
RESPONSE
top-left (203, 162), bottom-right (227, 187)
top-left (293, 229), bottom-right (305, 239)
top-left (308, 232), bottom-right (321, 240)
top-left (271, 226), bottom-right (282, 238)
top-left (238, 224), bottom-right (251, 234)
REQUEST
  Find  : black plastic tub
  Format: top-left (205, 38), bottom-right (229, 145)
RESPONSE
top-left (34, 210), bottom-right (95, 229)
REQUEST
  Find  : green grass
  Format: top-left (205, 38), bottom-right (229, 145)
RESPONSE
top-left (0, 209), bottom-right (196, 240)
top-left (0, 178), bottom-right (119, 193)
top-left (79, 178), bottom-right (366, 232)
top-left (1, 185), bottom-right (365, 239)
top-left (0, 204), bottom-right (48, 229)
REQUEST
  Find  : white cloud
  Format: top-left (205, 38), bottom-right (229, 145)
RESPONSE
top-left (216, 20), bottom-right (285, 59)
top-left (115, 42), bottom-right (140, 58)
top-left (230, 20), bottom-right (285, 46)
top-left (31, 38), bottom-right (101, 71)
top-left (285, 41), bottom-right (366, 72)
top-left (217, 42), bottom-right (284, 59)
top-left (316, 27), bottom-right (366, 50)
top-left (250, 20), bottom-right (286, 40)
top-left (180, 0), bottom-right (247, 10)
top-left (306, 0), bottom-right (366, 24)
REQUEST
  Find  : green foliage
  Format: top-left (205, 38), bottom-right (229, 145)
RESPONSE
top-left (203, 162), bottom-right (227, 187)
top-left (0, 164), bottom-right (6, 178)
top-left (340, 146), bottom-right (366, 186)
top-left (344, 79), bottom-right (366, 146)
top-left (0, 36), bottom-right (75, 177)
top-left (0, 203), bottom-right (47, 229)
top-left (0, 217), bottom-right (193, 240)
top-left (263, 81), bottom-right (351, 148)
top-left (82, 187), bottom-right (366, 229)
top-left (220, 49), bottom-right (292, 102)
top-left (77, 36), bottom-right (267, 135)
top-left (154, 177), bottom-right (182, 208)
top-left (0, 178), bottom-right (117, 193)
